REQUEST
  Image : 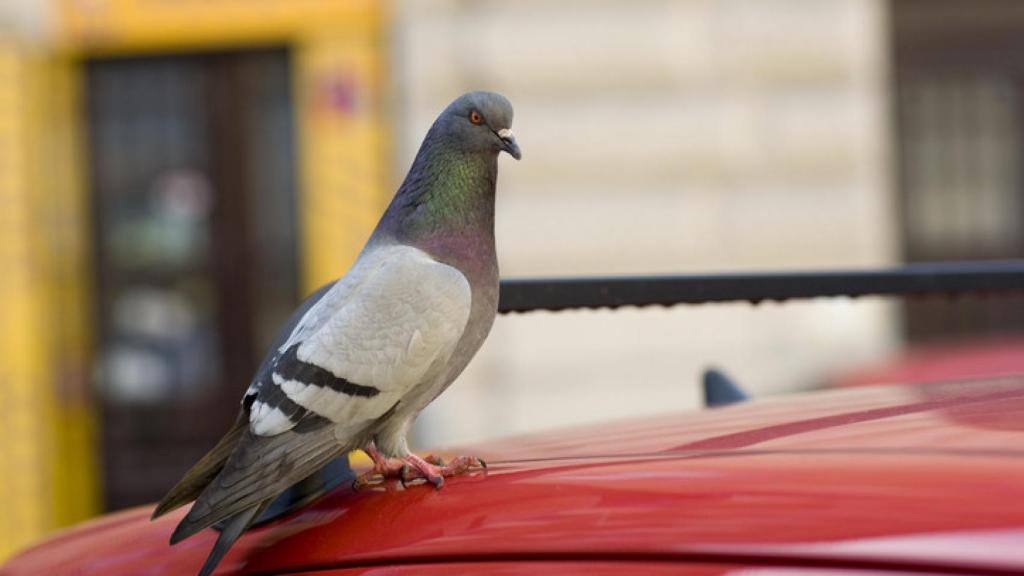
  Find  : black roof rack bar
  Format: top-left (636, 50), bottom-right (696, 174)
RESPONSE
top-left (498, 259), bottom-right (1024, 314)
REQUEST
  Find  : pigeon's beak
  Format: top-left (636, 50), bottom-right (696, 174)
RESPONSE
top-left (497, 128), bottom-right (521, 160)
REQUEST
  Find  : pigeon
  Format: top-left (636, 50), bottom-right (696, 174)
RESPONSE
top-left (151, 91), bottom-right (520, 576)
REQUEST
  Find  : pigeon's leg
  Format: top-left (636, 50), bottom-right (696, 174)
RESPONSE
top-left (353, 445), bottom-right (459, 489)
top-left (366, 444), bottom-right (403, 473)
top-left (352, 444), bottom-right (405, 489)
top-left (400, 453), bottom-right (487, 490)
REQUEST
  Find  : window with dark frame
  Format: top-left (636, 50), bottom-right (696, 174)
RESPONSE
top-left (892, 0), bottom-right (1024, 341)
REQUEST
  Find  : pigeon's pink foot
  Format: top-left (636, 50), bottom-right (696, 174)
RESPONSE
top-left (400, 453), bottom-right (487, 490)
top-left (353, 445), bottom-right (407, 490)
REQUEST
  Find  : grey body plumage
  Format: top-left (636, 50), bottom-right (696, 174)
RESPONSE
top-left (152, 91), bottom-right (519, 576)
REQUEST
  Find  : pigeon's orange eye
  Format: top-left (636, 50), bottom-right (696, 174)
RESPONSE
top-left (469, 110), bottom-right (483, 125)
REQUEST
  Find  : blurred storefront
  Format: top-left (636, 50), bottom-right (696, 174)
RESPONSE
top-left (0, 0), bottom-right (389, 560)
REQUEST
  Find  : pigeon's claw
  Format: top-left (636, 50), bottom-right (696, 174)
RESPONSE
top-left (400, 462), bottom-right (444, 490)
top-left (354, 447), bottom-right (485, 490)
top-left (400, 453), bottom-right (486, 490)
top-left (352, 445), bottom-right (405, 490)
top-left (423, 454), bottom-right (446, 466)
top-left (445, 455), bottom-right (487, 473)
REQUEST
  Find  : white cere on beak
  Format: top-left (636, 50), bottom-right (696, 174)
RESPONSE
top-left (498, 128), bottom-right (514, 140)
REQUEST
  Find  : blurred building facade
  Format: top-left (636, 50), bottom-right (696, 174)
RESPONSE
top-left (1, 0), bottom-right (1023, 562)
top-left (399, 0), bottom-right (899, 446)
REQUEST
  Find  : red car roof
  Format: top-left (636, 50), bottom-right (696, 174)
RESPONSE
top-left (4, 378), bottom-right (1024, 575)
top-left (837, 338), bottom-right (1024, 388)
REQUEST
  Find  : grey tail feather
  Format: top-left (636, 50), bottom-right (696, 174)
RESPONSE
top-left (152, 412), bottom-right (247, 520)
top-left (196, 502), bottom-right (268, 576)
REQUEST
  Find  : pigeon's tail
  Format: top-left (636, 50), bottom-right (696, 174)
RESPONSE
top-left (171, 423), bottom-right (349, 544)
top-left (196, 503), bottom-right (267, 576)
top-left (152, 412), bottom-right (247, 520)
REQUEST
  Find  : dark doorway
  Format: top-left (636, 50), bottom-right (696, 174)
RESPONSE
top-left (85, 49), bottom-right (299, 511)
top-left (892, 0), bottom-right (1024, 342)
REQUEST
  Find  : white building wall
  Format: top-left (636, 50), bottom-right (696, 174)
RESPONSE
top-left (0, 0), bottom-right (51, 40)
top-left (394, 0), bottom-right (900, 447)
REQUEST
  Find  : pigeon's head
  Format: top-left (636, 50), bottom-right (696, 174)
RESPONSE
top-left (435, 91), bottom-right (521, 160)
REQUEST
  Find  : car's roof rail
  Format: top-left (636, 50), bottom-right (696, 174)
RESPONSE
top-left (498, 259), bottom-right (1024, 314)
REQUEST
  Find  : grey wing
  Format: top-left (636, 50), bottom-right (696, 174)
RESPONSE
top-left (170, 424), bottom-right (342, 543)
top-left (254, 280), bottom-right (338, 384)
top-left (172, 246), bottom-right (472, 540)
top-left (241, 280), bottom-right (341, 428)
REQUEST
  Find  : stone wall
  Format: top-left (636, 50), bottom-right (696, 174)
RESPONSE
top-left (396, 0), bottom-right (899, 446)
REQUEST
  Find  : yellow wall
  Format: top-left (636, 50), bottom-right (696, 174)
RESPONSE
top-left (58, 0), bottom-right (381, 56)
top-left (0, 42), bottom-right (98, 562)
top-left (296, 31), bottom-right (390, 291)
